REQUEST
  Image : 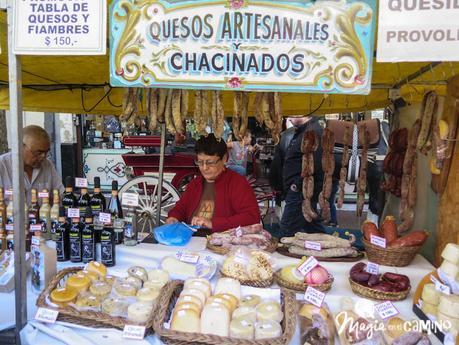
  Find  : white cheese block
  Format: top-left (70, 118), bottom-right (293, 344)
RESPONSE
top-left (421, 283), bottom-right (441, 305)
top-left (180, 288), bottom-right (207, 306)
top-left (200, 303), bottom-right (230, 337)
top-left (147, 269), bottom-right (170, 288)
top-left (162, 257), bottom-right (196, 277)
top-left (171, 308), bottom-right (200, 333)
top-left (440, 260), bottom-right (459, 280)
top-left (256, 301), bottom-right (283, 322)
top-left (421, 301), bottom-right (438, 316)
top-left (127, 302), bottom-right (154, 324)
top-left (239, 295), bottom-right (261, 308)
top-left (230, 317), bottom-right (255, 340)
top-left (215, 278), bottom-right (241, 301)
top-left (232, 306), bottom-right (257, 323)
top-left (136, 287), bottom-right (160, 304)
top-left (441, 243), bottom-right (459, 266)
top-left (177, 294), bottom-right (204, 310)
top-left (437, 311), bottom-right (459, 333)
top-left (184, 279), bottom-right (212, 298)
top-left (255, 319), bottom-right (282, 339)
top-left (439, 294), bottom-right (459, 318)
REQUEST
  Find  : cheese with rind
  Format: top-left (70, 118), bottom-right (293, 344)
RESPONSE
top-left (127, 302), bottom-right (153, 324)
top-left (171, 308), bottom-right (200, 333)
top-left (200, 303), bottom-right (230, 336)
top-left (239, 295), bottom-right (261, 308)
top-left (421, 301), bottom-right (438, 316)
top-left (439, 260), bottom-right (459, 280)
top-left (441, 244), bottom-right (459, 266)
top-left (230, 317), bottom-right (255, 340)
top-left (256, 301), bottom-right (283, 322)
top-left (232, 306), bottom-right (257, 323)
top-left (254, 319), bottom-right (282, 339)
top-left (439, 294), bottom-right (459, 318)
top-left (421, 283), bottom-right (441, 305)
top-left (180, 288), bottom-right (207, 306)
top-left (215, 278), bottom-right (241, 301)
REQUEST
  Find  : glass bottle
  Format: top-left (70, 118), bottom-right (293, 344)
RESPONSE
top-left (50, 189), bottom-right (60, 236)
top-left (29, 188), bottom-right (40, 226)
top-left (62, 176), bottom-right (77, 210)
top-left (31, 227), bottom-right (56, 294)
top-left (90, 177), bottom-right (106, 215)
top-left (123, 206), bottom-right (138, 246)
top-left (82, 207), bottom-right (95, 263)
top-left (100, 226), bottom-right (116, 267)
top-left (107, 180), bottom-right (124, 245)
top-left (0, 187), bottom-right (6, 231)
top-left (39, 189), bottom-right (51, 240)
top-left (54, 207), bottom-right (70, 262)
top-left (78, 187), bottom-right (91, 219)
top-left (69, 217), bottom-right (82, 263)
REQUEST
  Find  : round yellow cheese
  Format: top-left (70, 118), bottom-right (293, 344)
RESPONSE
top-left (206, 296), bottom-right (233, 313)
top-left (177, 294), bottom-right (204, 310)
top-left (147, 269), bottom-right (169, 288)
top-left (136, 287), bottom-right (160, 304)
top-left (232, 306), bottom-right (257, 323)
top-left (77, 270), bottom-right (99, 283)
top-left (86, 261), bottom-right (107, 279)
top-left (127, 302), bottom-right (154, 324)
top-left (298, 304), bottom-right (329, 320)
top-left (180, 288), bottom-right (207, 306)
top-left (256, 301), bottom-right (283, 322)
top-left (89, 280), bottom-right (112, 297)
top-left (114, 281), bottom-right (138, 297)
top-left (254, 319), bottom-right (282, 339)
top-left (439, 294), bottom-right (459, 318)
top-left (171, 308), bottom-right (200, 333)
top-left (240, 295), bottom-right (261, 308)
top-left (124, 276), bottom-right (143, 290)
top-left (50, 288), bottom-right (77, 307)
top-left (214, 293), bottom-right (239, 311)
top-left (174, 301), bottom-right (202, 315)
top-left (184, 279), bottom-right (212, 298)
top-left (66, 274), bottom-right (91, 294)
top-left (230, 317), bottom-right (255, 340)
top-left (421, 283), bottom-right (441, 305)
top-left (441, 243), bottom-right (459, 266)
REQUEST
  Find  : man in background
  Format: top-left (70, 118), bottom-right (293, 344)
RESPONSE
top-left (0, 125), bottom-right (63, 204)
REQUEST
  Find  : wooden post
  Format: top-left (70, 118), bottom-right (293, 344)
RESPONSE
top-left (436, 75), bottom-right (459, 265)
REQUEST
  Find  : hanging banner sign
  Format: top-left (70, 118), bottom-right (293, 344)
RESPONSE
top-left (13, 0), bottom-right (107, 55)
top-left (377, 0), bottom-right (459, 62)
top-left (110, 0), bottom-right (376, 94)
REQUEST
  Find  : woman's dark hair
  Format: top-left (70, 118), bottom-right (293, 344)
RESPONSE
top-left (195, 133), bottom-right (227, 158)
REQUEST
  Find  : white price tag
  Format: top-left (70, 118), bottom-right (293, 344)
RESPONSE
top-left (35, 308), bottom-right (59, 323)
top-left (304, 241), bottom-right (322, 251)
top-left (430, 276), bottom-right (451, 295)
top-left (5, 190), bottom-right (12, 196)
top-left (235, 226), bottom-right (243, 238)
top-left (177, 251), bottom-right (200, 264)
top-left (98, 212), bottom-right (112, 224)
top-left (31, 236), bottom-right (40, 246)
top-left (122, 193), bottom-right (139, 207)
top-left (366, 262), bottom-right (379, 275)
top-left (75, 178), bottom-right (88, 188)
top-left (5, 224), bottom-right (14, 231)
top-left (30, 224), bottom-right (42, 232)
top-left (38, 192), bottom-right (49, 198)
top-left (374, 301), bottom-right (399, 319)
top-left (123, 325), bottom-right (146, 340)
top-left (370, 235), bottom-right (386, 248)
top-left (67, 208), bottom-right (80, 219)
top-left (297, 256), bottom-right (319, 276)
top-left (304, 286), bottom-right (325, 308)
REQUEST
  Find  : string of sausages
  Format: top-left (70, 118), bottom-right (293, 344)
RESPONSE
top-left (301, 130), bottom-right (319, 222)
top-left (253, 92), bottom-right (283, 144)
top-left (380, 128), bottom-right (408, 197)
top-left (337, 126), bottom-right (351, 209)
top-left (356, 125), bottom-right (369, 217)
top-left (318, 128), bottom-right (335, 223)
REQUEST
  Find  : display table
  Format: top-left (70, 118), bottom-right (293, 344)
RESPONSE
top-left (0, 237), bottom-right (441, 344)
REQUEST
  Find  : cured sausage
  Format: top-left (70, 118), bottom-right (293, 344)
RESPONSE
top-left (147, 88), bottom-right (159, 131)
top-left (239, 92), bottom-right (249, 139)
top-left (171, 89), bottom-right (184, 134)
top-left (338, 126), bottom-right (351, 208)
top-left (253, 92), bottom-right (265, 125)
top-left (417, 91), bottom-right (438, 154)
top-left (233, 91), bottom-right (242, 140)
top-left (356, 126), bottom-right (369, 217)
top-left (157, 89), bottom-right (168, 123)
top-left (164, 89), bottom-right (176, 134)
top-left (319, 128), bottom-right (335, 222)
top-left (301, 130), bottom-right (319, 222)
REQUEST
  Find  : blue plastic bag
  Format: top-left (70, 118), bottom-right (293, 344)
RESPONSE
top-left (153, 222), bottom-right (198, 246)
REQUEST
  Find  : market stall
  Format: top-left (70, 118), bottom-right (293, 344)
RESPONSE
top-left (1, 0), bottom-right (459, 345)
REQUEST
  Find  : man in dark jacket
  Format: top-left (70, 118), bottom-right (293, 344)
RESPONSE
top-left (270, 116), bottom-right (325, 236)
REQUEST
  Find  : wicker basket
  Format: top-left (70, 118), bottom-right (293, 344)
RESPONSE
top-left (220, 271), bottom-right (274, 288)
top-left (274, 270), bottom-right (333, 293)
top-left (206, 237), bottom-right (278, 255)
top-left (36, 267), bottom-right (156, 331)
top-left (153, 280), bottom-right (297, 345)
top-left (363, 239), bottom-right (422, 267)
top-left (348, 278), bottom-right (410, 301)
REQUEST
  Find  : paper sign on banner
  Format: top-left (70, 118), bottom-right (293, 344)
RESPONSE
top-left (304, 241), bottom-right (322, 251)
top-left (176, 251), bottom-right (200, 264)
top-left (297, 256), bottom-right (319, 276)
top-left (38, 192), bottom-right (49, 198)
top-left (67, 208), bottom-right (80, 219)
top-left (430, 275), bottom-right (451, 295)
top-left (98, 212), bottom-right (111, 224)
top-left (75, 178), bottom-right (88, 188)
top-left (35, 308), bottom-right (59, 323)
top-left (366, 262), bottom-right (379, 275)
top-left (370, 235), bottom-right (386, 248)
top-left (123, 325), bottom-right (146, 340)
top-left (122, 193), bottom-right (139, 207)
top-left (304, 286), bottom-right (325, 308)
top-left (374, 301), bottom-right (399, 319)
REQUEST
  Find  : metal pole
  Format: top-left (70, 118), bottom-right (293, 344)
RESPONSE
top-left (7, 1), bottom-right (27, 343)
top-left (155, 122), bottom-right (166, 226)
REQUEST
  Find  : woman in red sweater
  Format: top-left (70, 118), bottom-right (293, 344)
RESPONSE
top-left (166, 134), bottom-right (261, 232)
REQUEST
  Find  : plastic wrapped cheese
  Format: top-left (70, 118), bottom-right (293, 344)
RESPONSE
top-left (239, 295), bottom-right (261, 308)
top-left (206, 296), bottom-right (233, 313)
top-left (200, 303), bottom-right (230, 336)
top-left (439, 260), bottom-right (459, 280)
top-left (437, 311), bottom-right (459, 334)
top-left (255, 319), bottom-right (282, 339)
top-left (136, 287), bottom-right (160, 304)
top-left (147, 269), bottom-right (170, 287)
top-left (127, 302), bottom-right (153, 324)
top-left (215, 278), bottom-right (241, 301)
top-left (421, 283), bottom-right (441, 305)
top-left (177, 294), bottom-right (204, 310)
top-left (230, 317), bottom-right (255, 340)
top-left (256, 301), bottom-right (283, 322)
top-left (214, 293), bottom-right (239, 312)
top-left (180, 288), bottom-right (207, 306)
top-left (232, 306), bottom-right (257, 323)
top-left (438, 294), bottom-right (459, 318)
top-left (184, 278), bottom-right (212, 298)
top-left (171, 308), bottom-right (200, 333)
top-left (441, 243), bottom-right (459, 266)
top-left (421, 301), bottom-right (438, 316)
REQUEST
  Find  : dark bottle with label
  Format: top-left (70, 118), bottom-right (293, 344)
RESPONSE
top-left (82, 207), bottom-right (95, 263)
top-left (54, 207), bottom-right (70, 262)
top-left (107, 180), bottom-right (124, 245)
top-left (78, 187), bottom-right (91, 220)
top-left (90, 177), bottom-right (106, 215)
top-left (69, 217), bottom-right (82, 263)
top-left (62, 176), bottom-right (77, 210)
top-left (100, 226), bottom-right (116, 267)
top-left (29, 188), bottom-right (39, 225)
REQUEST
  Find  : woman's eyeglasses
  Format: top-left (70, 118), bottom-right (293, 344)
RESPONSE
top-left (194, 158), bottom-right (221, 167)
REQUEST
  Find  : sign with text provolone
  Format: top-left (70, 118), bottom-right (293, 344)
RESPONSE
top-left (110, 0), bottom-right (376, 94)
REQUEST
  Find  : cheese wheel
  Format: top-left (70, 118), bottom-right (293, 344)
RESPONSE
top-left (171, 308), bottom-right (200, 333)
top-left (206, 296), bottom-right (233, 313)
top-left (174, 301), bottom-right (201, 315)
top-left (162, 256), bottom-right (196, 277)
top-left (86, 261), bottom-right (107, 279)
top-left (114, 281), bottom-right (138, 297)
top-left (256, 301), bottom-right (283, 322)
top-left (439, 294), bottom-right (459, 318)
top-left (280, 265), bottom-right (304, 284)
top-left (230, 317), bottom-right (255, 340)
top-left (215, 278), bottom-right (241, 301)
top-left (50, 288), bottom-right (77, 307)
top-left (184, 279), bottom-right (212, 298)
top-left (128, 266), bottom-right (148, 283)
top-left (144, 280), bottom-right (166, 290)
top-left (214, 293), bottom-right (239, 311)
top-left (124, 276), bottom-right (143, 290)
top-left (437, 311), bottom-right (459, 333)
top-left (66, 274), bottom-right (91, 294)
top-left (200, 303), bottom-right (230, 336)
top-left (181, 288), bottom-right (207, 306)
top-left (147, 269), bottom-right (170, 288)
top-left (299, 304), bottom-right (329, 320)
top-left (439, 260), bottom-right (459, 280)
top-left (421, 301), bottom-right (438, 316)
top-left (232, 306), bottom-right (257, 323)
top-left (104, 275), bottom-right (116, 286)
top-left (441, 243), bottom-right (459, 266)
top-left (177, 294), bottom-right (204, 310)
top-left (77, 270), bottom-right (100, 282)
top-left (136, 287), bottom-right (160, 304)
top-left (421, 283), bottom-right (441, 305)
top-left (75, 292), bottom-right (101, 308)
top-left (128, 302), bottom-right (154, 324)
top-left (101, 297), bottom-right (129, 316)
top-left (240, 295), bottom-right (261, 308)
top-left (255, 319), bottom-right (282, 339)
top-left (184, 278), bottom-right (211, 290)
top-left (385, 317), bottom-right (406, 339)
top-left (89, 280), bottom-right (112, 297)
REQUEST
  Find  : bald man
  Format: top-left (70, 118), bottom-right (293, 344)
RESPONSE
top-left (0, 125), bottom-right (64, 204)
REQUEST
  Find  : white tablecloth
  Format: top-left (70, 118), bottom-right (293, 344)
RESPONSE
top-left (0, 237), bottom-right (442, 344)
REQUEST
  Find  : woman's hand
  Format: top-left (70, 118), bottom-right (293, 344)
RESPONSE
top-left (191, 216), bottom-right (212, 229)
top-left (166, 217), bottom-right (179, 224)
